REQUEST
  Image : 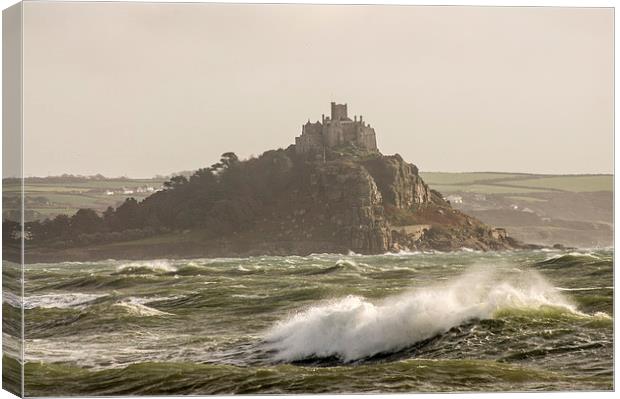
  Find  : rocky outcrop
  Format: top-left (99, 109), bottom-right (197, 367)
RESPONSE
top-left (361, 154), bottom-right (434, 208)
top-left (308, 161), bottom-right (391, 253)
top-left (295, 153), bottom-right (522, 254)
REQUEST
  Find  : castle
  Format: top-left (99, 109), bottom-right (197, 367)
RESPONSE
top-left (294, 102), bottom-right (378, 154)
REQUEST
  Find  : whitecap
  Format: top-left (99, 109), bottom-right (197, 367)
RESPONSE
top-left (22, 293), bottom-right (106, 310)
top-left (555, 286), bottom-right (613, 292)
top-left (112, 297), bottom-right (172, 316)
top-left (265, 268), bottom-right (579, 362)
top-left (116, 260), bottom-right (177, 273)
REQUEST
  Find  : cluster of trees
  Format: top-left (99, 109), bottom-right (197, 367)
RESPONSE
top-left (5, 150), bottom-right (301, 247)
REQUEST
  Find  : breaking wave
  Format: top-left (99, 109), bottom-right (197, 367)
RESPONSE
top-left (112, 298), bottom-right (172, 317)
top-left (115, 260), bottom-right (177, 274)
top-left (536, 252), bottom-right (611, 268)
top-left (24, 293), bottom-right (107, 310)
top-left (265, 268), bottom-right (582, 362)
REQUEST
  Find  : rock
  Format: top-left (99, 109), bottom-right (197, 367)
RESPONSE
top-left (361, 154), bottom-right (434, 208)
top-left (490, 228), bottom-right (507, 240)
top-left (291, 153), bottom-right (527, 254)
top-left (308, 161), bottom-right (391, 253)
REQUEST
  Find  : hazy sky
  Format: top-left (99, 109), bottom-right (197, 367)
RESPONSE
top-left (22, 3), bottom-right (613, 177)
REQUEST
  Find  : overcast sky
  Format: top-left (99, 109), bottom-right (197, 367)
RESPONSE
top-left (21, 3), bottom-right (613, 177)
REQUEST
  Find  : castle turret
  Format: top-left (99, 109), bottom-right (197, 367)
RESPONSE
top-left (331, 102), bottom-right (348, 121)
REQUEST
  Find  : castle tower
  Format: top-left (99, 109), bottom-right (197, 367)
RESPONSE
top-left (295, 102), bottom-right (378, 154)
top-left (330, 102), bottom-right (348, 121)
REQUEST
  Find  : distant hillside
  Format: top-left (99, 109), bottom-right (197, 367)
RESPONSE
top-left (2, 176), bottom-right (166, 222)
top-left (420, 172), bottom-right (612, 194)
top-left (419, 172), bottom-right (612, 248)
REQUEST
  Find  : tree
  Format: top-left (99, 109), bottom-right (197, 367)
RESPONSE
top-left (206, 152), bottom-right (240, 176)
top-left (163, 175), bottom-right (188, 190)
top-left (101, 206), bottom-right (116, 231)
top-left (71, 209), bottom-right (103, 235)
top-left (47, 214), bottom-right (72, 239)
top-left (189, 167), bottom-right (215, 184)
top-left (3, 220), bottom-right (20, 242)
top-left (220, 152), bottom-right (239, 168)
top-left (113, 198), bottom-right (143, 230)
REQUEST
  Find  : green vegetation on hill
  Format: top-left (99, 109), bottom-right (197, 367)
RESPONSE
top-left (420, 172), bottom-right (612, 194)
top-left (429, 184), bottom-right (549, 195)
top-left (504, 175), bottom-right (612, 192)
top-left (6, 151), bottom-right (302, 249)
top-left (419, 172), bottom-right (520, 185)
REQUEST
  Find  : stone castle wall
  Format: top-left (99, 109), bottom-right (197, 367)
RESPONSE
top-left (295, 103), bottom-right (378, 154)
top-left (357, 125), bottom-right (377, 150)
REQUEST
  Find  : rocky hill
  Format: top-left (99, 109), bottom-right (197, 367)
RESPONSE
top-left (277, 147), bottom-right (524, 254)
top-left (13, 145), bottom-right (533, 263)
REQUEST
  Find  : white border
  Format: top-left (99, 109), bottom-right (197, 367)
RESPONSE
top-left (0, 1), bottom-right (616, 399)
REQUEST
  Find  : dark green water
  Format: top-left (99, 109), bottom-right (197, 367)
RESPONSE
top-left (3, 249), bottom-right (614, 395)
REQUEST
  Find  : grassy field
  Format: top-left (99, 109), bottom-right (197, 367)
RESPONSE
top-left (419, 172), bottom-right (523, 185)
top-left (421, 172), bottom-right (613, 195)
top-left (504, 196), bottom-right (548, 203)
top-left (428, 183), bottom-right (550, 195)
top-left (501, 175), bottom-right (613, 192)
top-left (3, 178), bottom-right (166, 222)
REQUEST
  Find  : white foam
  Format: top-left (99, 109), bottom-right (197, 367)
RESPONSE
top-left (112, 297), bottom-right (171, 317)
top-left (22, 293), bottom-right (106, 310)
top-left (2, 291), bottom-right (22, 308)
top-left (555, 286), bottom-right (613, 292)
top-left (265, 268), bottom-right (578, 362)
top-left (116, 260), bottom-right (177, 273)
top-left (383, 250), bottom-right (422, 257)
top-left (334, 259), bottom-right (364, 271)
top-left (543, 251), bottom-right (603, 263)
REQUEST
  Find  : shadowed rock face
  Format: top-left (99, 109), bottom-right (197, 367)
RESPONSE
top-left (309, 161), bottom-right (391, 253)
top-left (299, 153), bottom-right (520, 254)
top-left (362, 154), bottom-right (433, 208)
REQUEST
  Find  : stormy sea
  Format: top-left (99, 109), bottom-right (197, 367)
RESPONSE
top-left (2, 249), bottom-right (613, 395)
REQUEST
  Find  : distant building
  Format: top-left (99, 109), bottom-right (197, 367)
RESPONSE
top-left (294, 102), bottom-right (378, 154)
top-left (446, 195), bottom-right (463, 204)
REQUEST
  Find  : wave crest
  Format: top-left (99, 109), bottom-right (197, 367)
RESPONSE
top-left (536, 252), bottom-right (611, 268)
top-left (115, 260), bottom-right (177, 274)
top-left (265, 268), bottom-right (578, 362)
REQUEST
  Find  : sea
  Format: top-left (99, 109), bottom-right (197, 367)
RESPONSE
top-left (2, 249), bottom-right (614, 395)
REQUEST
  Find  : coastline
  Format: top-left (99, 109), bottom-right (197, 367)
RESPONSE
top-left (19, 234), bottom-right (545, 264)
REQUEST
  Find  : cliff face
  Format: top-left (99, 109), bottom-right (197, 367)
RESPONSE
top-left (308, 162), bottom-right (391, 253)
top-left (361, 154), bottom-right (433, 208)
top-left (295, 152), bottom-right (520, 254)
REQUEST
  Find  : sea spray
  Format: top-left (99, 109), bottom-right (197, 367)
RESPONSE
top-left (265, 268), bottom-right (578, 362)
top-left (115, 260), bottom-right (177, 274)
